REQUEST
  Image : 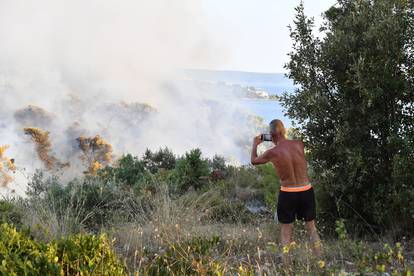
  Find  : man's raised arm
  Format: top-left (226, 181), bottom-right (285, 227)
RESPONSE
top-left (251, 135), bottom-right (272, 165)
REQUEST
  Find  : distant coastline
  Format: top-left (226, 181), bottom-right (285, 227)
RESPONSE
top-left (179, 68), bottom-right (292, 126)
top-left (179, 69), bottom-right (296, 96)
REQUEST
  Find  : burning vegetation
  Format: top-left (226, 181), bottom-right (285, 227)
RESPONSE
top-left (22, 127), bottom-right (112, 175)
top-left (0, 145), bottom-right (16, 187)
top-left (76, 135), bottom-right (113, 175)
top-left (24, 127), bottom-right (69, 170)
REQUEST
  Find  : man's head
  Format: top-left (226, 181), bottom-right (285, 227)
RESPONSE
top-left (269, 119), bottom-right (287, 144)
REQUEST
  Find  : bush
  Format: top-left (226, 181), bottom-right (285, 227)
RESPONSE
top-left (140, 236), bottom-right (248, 275)
top-left (226, 166), bottom-right (258, 189)
top-left (208, 154), bottom-right (226, 171)
top-left (172, 149), bottom-right (210, 193)
top-left (24, 172), bottom-right (130, 234)
top-left (205, 200), bottom-right (254, 224)
top-left (226, 164), bottom-right (279, 211)
top-left (99, 154), bottom-right (146, 188)
top-left (0, 223), bottom-right (125, 275)
top-left (142, 147), bottom-right (176, 174)
top-left (54, 233), bottom-right (126, 275)
top-left (0, 223), bottom-right (59, 275)
top-left (0, 200), bottom-right (23, 228)
top-left (256, 164), bottom-right (279, 212)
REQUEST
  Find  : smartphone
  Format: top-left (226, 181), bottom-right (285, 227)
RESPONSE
top-left (261, 134), bottom-right (272, 141)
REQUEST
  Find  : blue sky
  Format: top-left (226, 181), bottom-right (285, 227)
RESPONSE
top-left (197, 0), bottom-right (336, 73)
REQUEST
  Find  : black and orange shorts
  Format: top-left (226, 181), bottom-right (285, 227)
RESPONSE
top-left (276, 185), bottom-right (316, 224)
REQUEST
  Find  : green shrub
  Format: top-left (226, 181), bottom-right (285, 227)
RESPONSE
top-left (0, 223), bottom-right (59, 275)
top-left (226, 166), bottom-right (259, 189)
top-left (25, 170), bottom-right (60, 198)
top-left (140, 236), bottom-right (254, 275)
top-left (208, 154), bottom-right (226, 171)
top-left (205, 200), bottom-right (254, 224)
top-left (256, 163), bottom-right (279, 212)
top-left (66, 177), bottom-right (126, 230)
top-left (226, 164), bottom-right (279, 211)
top-left (24, 172), bottom-right (130, 233)
top-left (54, 233), bottom-right (126, 275)
top-left (172, 148), bottom-right (210, 193)
top-left (0, 200), bottom-right (23, 228)
top-left (0, 223), bottom-right (125, 275)
top-left (142, 147), bottom-right (176, 174)
top-left (99, 154), bottom-right (146, 188)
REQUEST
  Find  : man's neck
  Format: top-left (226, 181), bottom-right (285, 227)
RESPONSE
top-left (276, 137), bottom-right (287, 146)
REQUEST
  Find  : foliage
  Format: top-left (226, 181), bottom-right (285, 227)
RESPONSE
top-left (0, 223), bottom-right (59, 275)
top-left (282, 0), bottom-right (414, 233)
top-left (139, 236), bottom-right (254, 275)
top-left (171, 148), bottom-right (210, 193)
top-left (25, 172), bottom-right (129, 233)
top-left (99, 154), bottom-right (146, 188)
top-left (9, 147), bottom-right (413, 274)
top-left (0, 200), bottom-right (23, 229)
top-left (205, 200), bottom-right (254, 224)
top-left (208, 154), bottom-right (226, 171)
top-left (226, 164), bottom-right (279, 211)
top-left (226, 166), bottom-right (259, 189)
top-left (256, 163), bottom-right (280, 212)
top-left (0, 223), bottom-right (125, 275)
top-left (142, 147), bottom-right (176, 174)
top-left (54, 232), bottom-right (125, 275)
top-left (331, 219), bottom-right (411, 274)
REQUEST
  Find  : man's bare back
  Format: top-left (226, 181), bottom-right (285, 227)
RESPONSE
top-left (267, 140), bottom-right (310, 187)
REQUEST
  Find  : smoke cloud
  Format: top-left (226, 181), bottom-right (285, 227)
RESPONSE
top-left (0, 0), bottom-right (265, 195)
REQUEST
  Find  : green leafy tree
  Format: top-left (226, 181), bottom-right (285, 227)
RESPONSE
top-left (208, 154), bottom-right (227, 171)
top-left (142, 147), bottom-right (176, 174)
top-left (100, 154), bottom-right (146, 187)
top-left (282, 0), bottom-right (414, 233)
top-left (172, 148), bottom-right (210, 193)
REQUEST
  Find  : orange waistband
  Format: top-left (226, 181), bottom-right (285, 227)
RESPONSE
top-left (280, 184), bottom-right (312, 192)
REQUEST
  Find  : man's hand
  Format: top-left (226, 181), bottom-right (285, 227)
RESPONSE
top-left (253, 135), bottom-right (263, 146)
top-left (251, 135), bottom-right (271, 165)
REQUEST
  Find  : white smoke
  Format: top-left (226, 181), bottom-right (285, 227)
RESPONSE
top-left (0, 0), bottom-right (266, 195)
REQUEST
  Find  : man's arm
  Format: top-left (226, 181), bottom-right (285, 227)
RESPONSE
top-left (251, 135), bottom-right (272, 165)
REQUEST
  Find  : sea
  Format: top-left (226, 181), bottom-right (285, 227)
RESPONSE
top-left (240, 98), bottom-right (290, 128)
top-left (182, 69), bottom-right (295, 128)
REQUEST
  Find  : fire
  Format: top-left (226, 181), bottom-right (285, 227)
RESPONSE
top-left (0, 145), bottom-right (16, 187)
top-left (24, 127), bottom-right (69, 170)
top-left (76, 135), bottom-right (113, 175)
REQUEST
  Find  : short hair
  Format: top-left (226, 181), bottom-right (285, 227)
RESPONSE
top-left (269, 119), bottom-right (287, 138)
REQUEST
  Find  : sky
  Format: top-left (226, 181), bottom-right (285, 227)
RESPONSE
top-left (196, 0), bottom-right (337, 73)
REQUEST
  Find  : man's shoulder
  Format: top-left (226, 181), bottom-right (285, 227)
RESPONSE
top-left (290, 139), bottom-right (304, 147)
top-left (282, 140), bottom-right (304, 152)
top-left (267, 146), bottom-right (280, 156)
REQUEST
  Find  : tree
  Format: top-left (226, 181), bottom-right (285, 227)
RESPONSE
top-left (282, 0), bottom-right (414, 233)
top-left (100, 154), bottom-right (146, 187)
top-left (208, 154), bottom-right (226, 171)
top-left (142, 147), bottom-right (176, 174)
top-left (172, 149), bottom-right (210, 193)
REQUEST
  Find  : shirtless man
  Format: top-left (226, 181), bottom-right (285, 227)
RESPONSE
top-left (251, 119), bottom-right (321, 259)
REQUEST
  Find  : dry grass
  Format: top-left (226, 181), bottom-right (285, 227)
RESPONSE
top-left (104, 188), bottom-right (414, 275)
top-left (16, 182), bottom-right (413, 274)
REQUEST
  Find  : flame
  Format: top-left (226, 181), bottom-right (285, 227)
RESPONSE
top-left (76, 135), bottom-right (113, 175)
top-left (0, 145), bottom-right (16, 187)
